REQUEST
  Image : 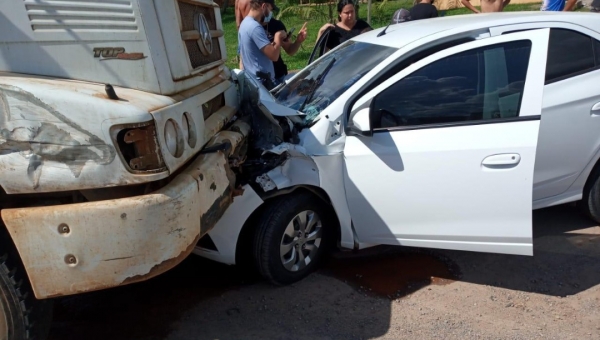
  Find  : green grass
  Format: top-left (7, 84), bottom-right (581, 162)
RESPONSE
top-left (221, 0), bottom-right (551, 71)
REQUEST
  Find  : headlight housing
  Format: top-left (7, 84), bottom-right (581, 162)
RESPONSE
top-left (163, 119), bottom-right (184, 158)
top-left (110, 121), bottom-right (167, 173)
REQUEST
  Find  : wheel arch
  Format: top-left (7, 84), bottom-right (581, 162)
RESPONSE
top-left (581, 154), bottom-right (600, 195)
top-left (234, 185), bottom-right (342, 267)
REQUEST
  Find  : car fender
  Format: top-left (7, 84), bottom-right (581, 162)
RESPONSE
top-left (193, 146), bottom-right (356, 265)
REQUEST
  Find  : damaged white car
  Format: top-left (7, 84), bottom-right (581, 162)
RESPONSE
top-left (195, 12), bottom-right (600, 285)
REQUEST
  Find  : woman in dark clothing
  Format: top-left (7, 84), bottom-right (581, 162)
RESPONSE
top-left (316, 0), bottom-right (372, 53)
top-left (409, 0), bottom-right (438, 20)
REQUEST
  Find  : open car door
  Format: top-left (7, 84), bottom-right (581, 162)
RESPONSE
top-left (343, 29), bottom-right (550, 256)
top-left (308, 27), bottom-right (332, 65)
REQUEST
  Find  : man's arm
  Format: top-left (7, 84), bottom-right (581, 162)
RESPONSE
top-left (282, 22), bottom-right (307, 56)
top-left (260, 30), bottom-right (286, 61)
top-left (502, 0), bottom-right (511, 8)
top-left (461, 0), bottom-right (481, 13)
top-left (563, 0), bottom-right (577, 10)
top-left (317, 23), bottom-right (335, 42)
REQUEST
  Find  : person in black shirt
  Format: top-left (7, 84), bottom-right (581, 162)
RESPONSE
top-left (263, 19), bottom-right (307, 85)
top-left (316, 0), bottom-right (372, 53)
top-left (409, 0), bottom-right (438, 20)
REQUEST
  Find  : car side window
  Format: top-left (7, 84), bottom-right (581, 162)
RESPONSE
top-left (371, 40), bottom-right (531, 130)
top-left (545, 29), bottom-right (597, 84)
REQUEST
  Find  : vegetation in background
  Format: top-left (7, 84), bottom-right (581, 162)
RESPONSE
top-left (221, 0), bottom-right (552, 71)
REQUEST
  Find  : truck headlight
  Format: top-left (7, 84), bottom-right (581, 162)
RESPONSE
top-left (164, 119), bottom-right (183, 158)
top-left (110, 121), bottom-right (167, 173)
top-left (182, 112), bottom-right (197, 148)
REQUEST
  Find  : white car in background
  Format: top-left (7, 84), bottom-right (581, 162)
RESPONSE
top-left (195, 12), bottom-right (600, 285)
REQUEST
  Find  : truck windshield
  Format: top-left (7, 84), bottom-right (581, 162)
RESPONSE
top-left (273, 41), bottom-right (396, 126)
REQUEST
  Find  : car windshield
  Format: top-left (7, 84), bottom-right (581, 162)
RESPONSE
top-left (273, 41), bottom-right (396, 126)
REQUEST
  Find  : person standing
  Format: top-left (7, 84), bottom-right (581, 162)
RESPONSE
top-left (409, 0), bottom-right (438, 19)
top-left (238, 0), bottom-right (286, 89)
top-left (235, 0), bottom-right (251, 69)
top-left (461, 0), bottom-right (510, 13)
top-left (235, 0), bottom-right (251, 30)
top-left (316, 0), bottom-right (372, 53)
top-left (391, 8), bottom-right (412, 23)
top-left (540, 0), bottom-right (563, 11)
top-left (263, 20), bottom-right (307, 85)
top-left (540, 0), bottom-right (577, 11)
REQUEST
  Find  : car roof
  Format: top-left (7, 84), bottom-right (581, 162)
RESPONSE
top-left (352, 12), bottom-right (600, 49)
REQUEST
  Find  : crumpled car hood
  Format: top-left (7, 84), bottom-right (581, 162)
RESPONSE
top-left (235, 70), bottom-right (304, 118)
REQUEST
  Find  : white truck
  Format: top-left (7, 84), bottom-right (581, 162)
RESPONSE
top-left (0, 0), bottom-right (253, 338)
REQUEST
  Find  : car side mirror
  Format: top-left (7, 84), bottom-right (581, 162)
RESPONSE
top-left (347, 108), bottom-right (372, 137)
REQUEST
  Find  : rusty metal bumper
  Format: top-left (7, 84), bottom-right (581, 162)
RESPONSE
top-left (1, 147), bottom-right (235, 299)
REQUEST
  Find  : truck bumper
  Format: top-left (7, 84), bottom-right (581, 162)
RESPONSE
top-left (1, 148), bottom-right (235, 299)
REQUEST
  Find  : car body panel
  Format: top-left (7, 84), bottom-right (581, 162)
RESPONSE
top-left (488, 21), bottom-right (600, 203)
top-left (196, 15), bottom-right (600, 265)
top-left (534, 70), bottom-right (600, 200)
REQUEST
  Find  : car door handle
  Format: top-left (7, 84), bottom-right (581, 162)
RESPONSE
top-left (482, 154), bottom-right (521, 168)
top-left (592, 102), bottom-right (600, 115)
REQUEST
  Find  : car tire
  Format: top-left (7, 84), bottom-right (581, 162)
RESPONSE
top-left (579, 169), bottom-right (600, 223)
top-left (253, 191), bottom-right (333, 285)
top-left (0, 250), bottom-right (53, 340)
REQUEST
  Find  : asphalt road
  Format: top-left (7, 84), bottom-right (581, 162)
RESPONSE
top-left (48, 203), bottom-right (600, 340)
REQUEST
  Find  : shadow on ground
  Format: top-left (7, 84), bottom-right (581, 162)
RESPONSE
top-left (47, 204), bottom-right (600, 339)
top-left (438, 203), bottom-right (600, 297)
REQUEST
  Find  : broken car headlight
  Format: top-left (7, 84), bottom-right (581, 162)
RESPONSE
top-left (110, 121), bottom-right (167, 173)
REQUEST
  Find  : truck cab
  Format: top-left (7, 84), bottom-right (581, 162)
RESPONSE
top-left (0, 1), bottom-right (246, 338)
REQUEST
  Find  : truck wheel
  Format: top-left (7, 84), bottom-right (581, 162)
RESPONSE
top-left (253, 192), bottom-right (333, 285)
top-left (0, 252), bottom-right (53, 340)
top-left (580, 169), bottom-right (600, 223)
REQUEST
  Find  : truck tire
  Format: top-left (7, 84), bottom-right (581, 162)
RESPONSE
top-left (0, 251), bottom-right (53, 340)
top-left (580, 169), bottom-right (600, 223)
top-left (253, 192), bottom-right (333, 285)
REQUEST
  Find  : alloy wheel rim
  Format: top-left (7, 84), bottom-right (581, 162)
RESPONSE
top-left (279, 210), bottom-right (323, 272)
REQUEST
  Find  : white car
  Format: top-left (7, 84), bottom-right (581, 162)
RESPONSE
top-left (195, 12), bottom-right (600, 285)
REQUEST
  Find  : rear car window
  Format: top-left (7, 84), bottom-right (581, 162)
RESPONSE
top-left (545, 29), bottom-right (598, 83)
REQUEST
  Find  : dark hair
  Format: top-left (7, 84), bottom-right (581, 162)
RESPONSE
top-left (337, 0), bottom-right (357, 21)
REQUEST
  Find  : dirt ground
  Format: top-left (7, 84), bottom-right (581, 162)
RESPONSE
top-left (48, 203), bottom-right (600, 340)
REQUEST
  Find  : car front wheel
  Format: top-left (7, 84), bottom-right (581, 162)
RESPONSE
top-left (253, 192), bottom-right (333, 285)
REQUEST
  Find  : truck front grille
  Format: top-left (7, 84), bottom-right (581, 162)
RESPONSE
top-left (177, 1), bottom-right (222, 69)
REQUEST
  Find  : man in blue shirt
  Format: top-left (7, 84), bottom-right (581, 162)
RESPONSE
top-left (238, 0), bottom-right (286, 89)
